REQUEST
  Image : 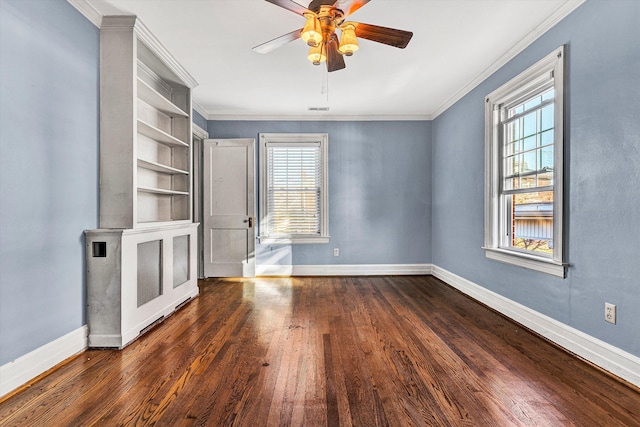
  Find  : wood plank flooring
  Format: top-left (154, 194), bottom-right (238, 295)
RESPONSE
top-left (1, 276), bottom-right (639, 426)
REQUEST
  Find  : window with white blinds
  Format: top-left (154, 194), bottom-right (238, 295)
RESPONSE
top-left (259, 133), bottom-right (329, 244)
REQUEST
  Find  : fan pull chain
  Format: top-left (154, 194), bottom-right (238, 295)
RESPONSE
top-left (320, 66), bottom-right (329, 102)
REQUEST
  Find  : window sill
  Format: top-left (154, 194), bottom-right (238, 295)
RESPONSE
top-left (483, 247), bottom-right (567, 278)
top-left (259, 236), bottom-right (330, 245)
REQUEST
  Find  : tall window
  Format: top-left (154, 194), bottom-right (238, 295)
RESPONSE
top-left (484, 46), bottom-right (566, 277)
top-left (259, 133), bottom-right (329, 244)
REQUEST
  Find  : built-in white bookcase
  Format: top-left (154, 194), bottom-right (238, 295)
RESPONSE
top-left (86, 15), bottom-right (199, 349)
top-left (99, 15), bottom-right (197, 229)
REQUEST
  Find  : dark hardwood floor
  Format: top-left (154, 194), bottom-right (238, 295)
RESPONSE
top-left (1, 276), bottom-right (639, 426)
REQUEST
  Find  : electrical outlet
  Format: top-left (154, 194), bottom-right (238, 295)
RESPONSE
top-left (605, 303), bottom-right (616, 324)
top-left (333, 248), bottom-right (339, 257)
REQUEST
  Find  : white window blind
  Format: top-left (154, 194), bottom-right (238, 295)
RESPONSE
top-left (259, 133), bottom-right (329, 244)
top-left (267, 144), bottom-right (322, 236)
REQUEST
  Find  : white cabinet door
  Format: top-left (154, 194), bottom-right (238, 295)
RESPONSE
top-left (203, 139), bottom-right (255, 277)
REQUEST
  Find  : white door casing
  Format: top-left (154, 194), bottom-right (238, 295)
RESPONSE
top-left (203, 139), bottom-right (255, 277)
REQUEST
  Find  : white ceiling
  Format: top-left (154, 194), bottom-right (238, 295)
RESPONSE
top-left (83, 0), bottom-right (582, 120)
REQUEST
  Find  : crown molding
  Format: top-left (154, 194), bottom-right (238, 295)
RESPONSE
top-left (67, 1), bottom-right (198, 89)
top-left (199, 0), bottom-right (583, 122)
top-left (70, 0), bottom-right (585, 122)
top-left (192, 101), bottom-right (209, 121)
top-left (130, 18), bottom-right (198, 89)
top-left (206, 114), bottom-right (432, 122)
top-left (430, 0), bottom-right (586, 119)
top-left (67, 0), bottom-right (102, 27)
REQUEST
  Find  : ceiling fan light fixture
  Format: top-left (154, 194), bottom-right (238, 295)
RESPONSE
top-left (301, 13), bottom-right (323, 47)
top-left (338, 24), bottom-right (359, 56)
top-left (308, 43), bottom-right (326, 65)
top-left (254, 0), bottom-right (413, 72)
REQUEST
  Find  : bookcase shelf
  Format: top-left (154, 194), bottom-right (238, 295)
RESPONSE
top-left (137, 77), bottom-right (189, 118)
top-left (137, 119), bottom-right (189, 148)
top-left (138, 185), bottom-right (190, 196)
top-left (96, 15), bottom-right (197, 229)
top-left (137, 158), bottom-right (189, 175)
top-left (86, 15), bottom-right (199, 349)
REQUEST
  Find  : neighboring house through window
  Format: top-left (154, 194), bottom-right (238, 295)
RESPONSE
top-left (259, 133), bottom-right (329, 244)
top-left (484, 46), bottom-right (567, 277)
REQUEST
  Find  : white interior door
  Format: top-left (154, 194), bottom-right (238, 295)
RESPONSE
top-left (203, 139), bottom-right (255, 277)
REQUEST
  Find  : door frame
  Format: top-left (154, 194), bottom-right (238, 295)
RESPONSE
top-left (203, 138), bottom-right (256, 277)
top-left (192, 123), bottom-right (208, 279)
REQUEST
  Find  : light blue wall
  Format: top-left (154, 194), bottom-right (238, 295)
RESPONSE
top-left (2, 0), bottom-right (637, 374)
top-left (209, 121), bottom-right (432, 266)
top-left (0, 0), bottom-right (99, 364)
top-left (431, 0), bottom-right (640, 357)
top-left (192, 108), bottom-right (208, 133)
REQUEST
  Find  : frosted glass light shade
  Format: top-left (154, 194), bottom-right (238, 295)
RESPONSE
top-left (339, 25), bottom-right (359, 56)
top-left (308, 43), bottom-right (326, 65)
top-left (301, 14), bottom-right (323, 47)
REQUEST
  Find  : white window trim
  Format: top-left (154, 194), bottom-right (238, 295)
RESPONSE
top-left (259, 133), bottom-right (329, 245)
top-left (484, 46), bottom-right (567, 278)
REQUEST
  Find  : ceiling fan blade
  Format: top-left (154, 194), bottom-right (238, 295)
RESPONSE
top-left (326, 33), bottom-right (346, 72)
top-left (333, 0), bottom-right (370, 16)
top-left (253, 29), bottom-right (303, 54)
top-left (264, 0), bottom-right (311, 16)
top-left (351, 22), bottom-right (413, 49)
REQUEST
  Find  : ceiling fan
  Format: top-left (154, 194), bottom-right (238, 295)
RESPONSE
top-left (253, 0), bottom-right (413, 72)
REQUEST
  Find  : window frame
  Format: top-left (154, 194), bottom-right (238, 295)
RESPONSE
top-left (484, 46), bottom-right (567, 278)
top-left (259, 133), bottom-right (329, 245)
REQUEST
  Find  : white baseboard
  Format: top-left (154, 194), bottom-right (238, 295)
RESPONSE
top-left (431, 265), bottom-right (640, 388)
top-left (256, 263), bottom-right (433, 277)
top-left (1, 325), bottom-right (88, 398)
